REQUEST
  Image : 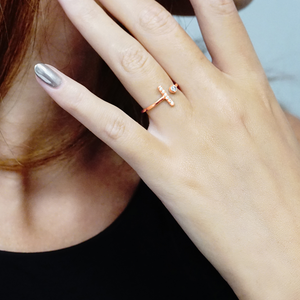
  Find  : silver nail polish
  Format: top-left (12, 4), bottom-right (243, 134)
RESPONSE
top-left (34, 63), bottom-right (62, 88)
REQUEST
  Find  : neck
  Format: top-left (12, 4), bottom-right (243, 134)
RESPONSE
top-left (0, 144), bottom-right (139, 252)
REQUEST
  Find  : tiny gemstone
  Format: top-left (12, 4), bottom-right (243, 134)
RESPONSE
top-left (166, 96), bottom-right (170, 100)
top-left (171, 85), bottom-right (177, 92)
top-left (159, 87), bottom-right (163, 91)
top-left (170, 101), bottom-right (174, 105)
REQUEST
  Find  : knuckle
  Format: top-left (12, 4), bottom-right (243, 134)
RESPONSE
top-left (139, 4), bottom-right (178, 35)
top-left (104, 115), bottom-right (126, 141)
top-left (217, 96), bottom-right (245, 125)
top-left (64, 85), bottom-right (87, 114)
top-left (241, 74), bottom-right (274, 109)
top-left (227, 103), bottom-right (245, 123)
top-left (208, 0), bottom-right (237, 15)
top-left (244, 69), bottom-right (268, 83)
top-left (76, 4), bottom-right (99, 25)
top-left (120, 46), bottom-right (150, 74)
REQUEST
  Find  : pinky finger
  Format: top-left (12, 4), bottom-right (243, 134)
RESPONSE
top-left (34, 63), bottom-right (162, 174)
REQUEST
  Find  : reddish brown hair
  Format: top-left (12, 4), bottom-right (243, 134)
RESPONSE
top-left (0, 0), bottom-right (98, 171)
top-left (0, 0), bottom-right (145, 171)
top-left (0, 0), bottom-right (39, 100)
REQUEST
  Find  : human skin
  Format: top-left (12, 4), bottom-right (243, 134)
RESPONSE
top-left (1, 0), bottom-right (300, 298)
top-left (0, 0), bottom-right (253, 159)
top-left (0, 0), bottom-right (140, 252)
top-left (0, 0), bottom-right (255, 253)
top-left (35, 0), bottom-right (300, 299)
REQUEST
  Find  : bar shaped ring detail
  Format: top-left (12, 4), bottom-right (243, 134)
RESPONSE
top-left (142, 85), bottom-right (176, 113)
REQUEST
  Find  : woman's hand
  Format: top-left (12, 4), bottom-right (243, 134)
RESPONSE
top-left (35, 0), bottom-right (300, 298)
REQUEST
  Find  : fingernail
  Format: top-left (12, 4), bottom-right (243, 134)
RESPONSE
top-left (34, 63), bottom-right (62, 88)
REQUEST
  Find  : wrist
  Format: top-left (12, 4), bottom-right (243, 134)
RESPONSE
top-left (223, 239), bottom-right (300, 299)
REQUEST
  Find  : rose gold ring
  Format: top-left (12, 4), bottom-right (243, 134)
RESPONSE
top-left (141, 84), bottom-right (179, 113)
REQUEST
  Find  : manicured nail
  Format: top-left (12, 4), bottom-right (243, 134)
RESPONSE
top-left (34, 63), bottom-right (62, 88)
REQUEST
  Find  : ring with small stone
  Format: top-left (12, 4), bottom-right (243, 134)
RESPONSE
top-left (141, 84), bottom-right (178, 113)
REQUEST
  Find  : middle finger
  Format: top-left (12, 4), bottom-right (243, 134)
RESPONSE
top-left (99, 0), bottom-right (217, 98)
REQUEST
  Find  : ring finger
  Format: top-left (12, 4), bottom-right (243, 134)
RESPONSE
top-left (58, 0), bottom-right (189, 123)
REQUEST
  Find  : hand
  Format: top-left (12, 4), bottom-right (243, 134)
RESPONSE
top-left (35, 0), bottom-right (300, 298)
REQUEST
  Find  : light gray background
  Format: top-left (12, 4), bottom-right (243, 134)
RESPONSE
top-left (176, 0), bottom-right (300, 117)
